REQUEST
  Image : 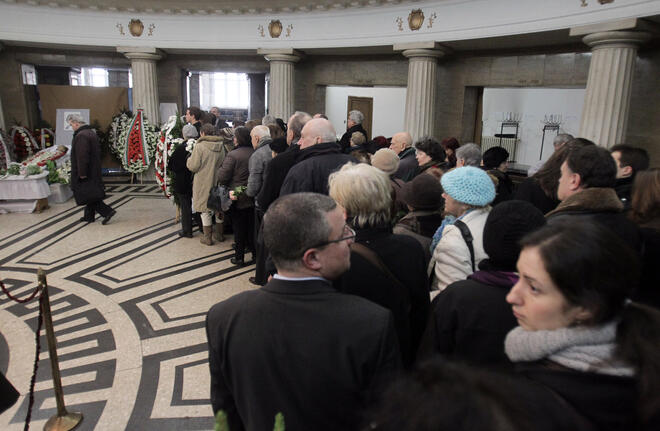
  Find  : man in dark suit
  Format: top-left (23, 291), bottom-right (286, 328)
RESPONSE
top-left (206, 193), bottom-right (401, 431)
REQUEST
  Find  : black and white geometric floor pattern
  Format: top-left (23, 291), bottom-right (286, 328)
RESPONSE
top-left (0, 184), bottom-right (253, 430)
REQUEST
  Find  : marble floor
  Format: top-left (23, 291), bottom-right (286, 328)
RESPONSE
top-left (0, 184), bottom-right (255, 430)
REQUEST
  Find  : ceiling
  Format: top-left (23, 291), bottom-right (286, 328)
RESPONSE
top-left (0, 0), bottom-right (418, 15)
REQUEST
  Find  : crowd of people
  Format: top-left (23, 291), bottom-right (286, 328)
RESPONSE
top-left (167, 106), bottom-right (660, 430)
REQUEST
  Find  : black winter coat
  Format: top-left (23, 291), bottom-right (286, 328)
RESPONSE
top-left (167, 144), bottom-right (193, 195)
top-left (70, 125), bottom-right (105, 205)
top-left (419, 270), bottom-right (518, 366)
top-left (514, 176), bottom-right (559, 214)
top-left (339, 124), bottom-right (368, 153)
top-left (256, 144), bottom-right (300, 211)
top-left (335, 226), bottom-right (429, 368)
top-left (280, 142), bottom-right (355, 196)
top-left (218, 145), bottom-right (254, 210)
top-left (206, 278), bottom-right (402, 431)
top-left (394, 147), bottom-right (418, 182)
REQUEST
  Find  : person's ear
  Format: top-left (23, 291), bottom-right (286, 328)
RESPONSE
top-left (301, 248), bottom-right (323, 271)
top-left (572, 306), bottom-right (594, 326)
top-left (621, 165), bottom-right (633, 178)
top-left (571, 172), bottom-right (582, 191)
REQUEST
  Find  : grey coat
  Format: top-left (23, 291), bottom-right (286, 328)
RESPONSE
top-left (246, 137), bottom-right (272, 198)
top-left (187, 136), bottom-right (226, 213)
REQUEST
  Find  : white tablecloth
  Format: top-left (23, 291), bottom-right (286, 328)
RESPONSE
top-left (0, 171), bottom-right (51, 200)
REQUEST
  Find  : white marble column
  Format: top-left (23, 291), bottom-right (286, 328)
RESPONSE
top-left (395, 43), bottom-right (449, 142)
top-left (258, 49), bottom-right (302, 119)
top-left (579, 31), bottom-right (650, 148)
top-left (117, 47), bottom-right (163, 126)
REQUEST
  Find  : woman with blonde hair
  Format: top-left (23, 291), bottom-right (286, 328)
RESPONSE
top-left (329, 163), bottom-right (429, 368)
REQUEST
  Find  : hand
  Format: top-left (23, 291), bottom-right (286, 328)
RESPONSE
top-left (229, 190), bottom-right (237, 201)
top-left (79, 176), bottom-right (88, 180)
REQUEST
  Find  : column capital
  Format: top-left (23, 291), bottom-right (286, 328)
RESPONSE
top-left (582, 31), bottom-right (652, 49)
top-left (117, 47), bottom-right (164, 61)
top-left (394, 42), bottom-right (451, 59)
top-left (257, 48), bottom-right (304, 63)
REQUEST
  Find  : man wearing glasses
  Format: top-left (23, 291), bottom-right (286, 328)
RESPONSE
top-left (206, 192), bottom-right (401, 431)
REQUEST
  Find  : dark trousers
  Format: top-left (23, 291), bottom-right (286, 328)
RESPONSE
top-left (84, 200), bottom-right (113, 220)
top-left (177, 193), bottom-right (193, 235)
top-left (231, 206), bottom-right (254, 261)
top-left (253, 207), bottom-right (268, 285)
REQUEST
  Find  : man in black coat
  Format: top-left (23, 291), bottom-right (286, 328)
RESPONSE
top-left (339, 109), bottom-right (369, 153)
top-left (206, 193), bottom-right (401, 431)
top-left (389, 132), bottom-right (417, 182)
top-left (610, 144), bottom-right (649, 211)
top-left (280, 118), bottom-right (355, 196)
top-left (68, 113), bottom-right (116, 225)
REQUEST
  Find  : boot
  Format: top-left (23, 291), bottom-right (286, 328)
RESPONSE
top-left (213, 223), bottom-right (225, 243)
top-left (200, 226), bottom-right (213, 245)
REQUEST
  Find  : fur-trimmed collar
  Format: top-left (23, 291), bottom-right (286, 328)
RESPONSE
top-left (546, 188), bottom-right (622, 217)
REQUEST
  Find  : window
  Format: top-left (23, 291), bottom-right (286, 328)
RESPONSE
top-left (70, 67), bottom-right (109, 87)
top-left (199, 72), bottom-right (249, 110)
top-left (21, 64), bottom-right (37, 85)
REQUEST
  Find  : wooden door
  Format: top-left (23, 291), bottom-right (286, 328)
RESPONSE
top-left (347, 96), bottom-right (373, 139)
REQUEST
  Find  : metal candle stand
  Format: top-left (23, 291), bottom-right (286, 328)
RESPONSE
top-left (540, 114), bottom-right (563, 160)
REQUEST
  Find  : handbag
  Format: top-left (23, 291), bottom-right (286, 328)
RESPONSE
top-left (208, 184), bottom-right (232, 212)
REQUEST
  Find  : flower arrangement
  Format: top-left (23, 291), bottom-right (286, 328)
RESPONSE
top-left (34, 128), bottom-right (55, 148)
top-left (45, 159), bottom-right (70, 184)
top-left (1, 162), bottom-right (41, 177)
top-left (154, 115), bottom-right (184, 198)
top-left (108, 110), bottom-right (133, 159)
top-left (10, 126), bottom-right (39, 161)
top-left (114, 109), bottom-right (159, 174)
top-left (20, 145), bottom-right (68, 167)
top-left (0, 131), bottom-right (11, 170)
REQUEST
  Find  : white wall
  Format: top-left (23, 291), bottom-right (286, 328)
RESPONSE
top-left (482, 87), bottom-right (586, 166)
top-left (325, 86), bottom-right (406, 139)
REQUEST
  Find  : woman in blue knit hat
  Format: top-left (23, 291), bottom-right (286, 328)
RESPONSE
top-left (429, 166), bottom-right (496, 292)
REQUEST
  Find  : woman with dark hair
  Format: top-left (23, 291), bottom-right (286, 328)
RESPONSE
top-left (414, 137), bottom-right (447, 178)
top-left (514, 139), bottom-right (594, 214)
top-left (629, 168), bottom-right (660, 308)
top-left (218, 126), bottom-right (255, 265)
top-left (505, 221), bottom-right (660, 430)
top-left (440, 137), bottom-right (460, 168)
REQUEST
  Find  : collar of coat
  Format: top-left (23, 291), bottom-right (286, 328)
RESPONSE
top-left (546, 187), bottom-right (623, 217)
top-left (73, 124), bottom-right (94, 137)
top-left (296, 141), bottom-right (343, 162)
top-left (399, 147), bottom-right (416, 159)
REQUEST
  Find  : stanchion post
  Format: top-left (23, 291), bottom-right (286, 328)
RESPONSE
top-left (38, 268), bottom-right (83, 431)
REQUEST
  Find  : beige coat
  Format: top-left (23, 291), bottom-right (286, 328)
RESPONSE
top-left (186, 135), bottom-right (226, 213)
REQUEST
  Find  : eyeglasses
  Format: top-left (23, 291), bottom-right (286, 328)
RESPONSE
top-left (310, 224), bottom-right (356, 249)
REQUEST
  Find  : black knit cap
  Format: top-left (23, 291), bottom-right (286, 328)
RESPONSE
top-left (482, 200), bottom-right (546, 271)
top-left (399, 173), bottom-right (444, 210)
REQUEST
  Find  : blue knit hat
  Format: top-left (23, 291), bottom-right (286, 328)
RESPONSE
top-left (440, 166), bottom-right (495, 206)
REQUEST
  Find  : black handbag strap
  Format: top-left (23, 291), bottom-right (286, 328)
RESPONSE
top-left (453, 219), bottom-right (475, 272)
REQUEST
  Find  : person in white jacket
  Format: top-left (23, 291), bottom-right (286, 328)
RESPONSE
top-left (428, 167), bottom-right (495, 291)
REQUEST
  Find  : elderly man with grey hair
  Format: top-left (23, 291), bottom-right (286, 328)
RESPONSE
top-left (528, 133), bottom-right (574, 176)
top-left (455, 143), bottom-right (482, 167)
top-left (280, 118), bottom-right (355, 196)
top-left (339, 109), bottom-right (368, 153)
top-left (67, 113), bottom-right (116, 225)
top-left (261, 114), bottom-right (277, 127)
top-left (206, 192), bottom-right (401, 430)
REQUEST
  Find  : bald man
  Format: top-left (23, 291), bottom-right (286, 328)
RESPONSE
top-left (280, 118), bottom-right (355, 195)
top-left (390, 132), bottom-right (416, 182)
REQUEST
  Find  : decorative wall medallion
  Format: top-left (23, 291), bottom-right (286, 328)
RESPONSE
top-left (408, 9), bottom-right (424, 31)
top-left (116, 23), bottom-right (125, 35)
top-left (395, 17), bottom-right (403, 32)
top-left (148, 23), bottom-right (156, 36)
top-left (257, 24), bottom-right (265, 37)
top-left (580, 0), bottom-right (588, 6)
top-left (268, 20), bottom-right (283, 38)
top-left (285, 24), bottom-right (293, 38)
top-left (129, 19), bottom-right (144, 37)
top-left (427, 12), bottom-right (437, 28)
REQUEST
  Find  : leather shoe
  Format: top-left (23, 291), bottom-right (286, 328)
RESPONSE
top-left (178, 230), bottom-right (193, 238)
top-left (248, 277), bottom-right (263, 286)
top-left (230, 257), bottom-right (247, 266)
top-left (80, 217), bottom-right (94, 223)
top-left (101, 210), bottom-right (116, 225)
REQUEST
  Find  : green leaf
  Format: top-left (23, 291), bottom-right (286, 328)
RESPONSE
top-left (214, 410), bottom-right (230, 431)
top-left (273, 412), bottom-right (285, 431)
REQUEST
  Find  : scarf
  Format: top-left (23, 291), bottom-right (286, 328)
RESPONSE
top-left (504, 321), bottom-right (634, 377)
top-left (429, 209), bottom-right (474, 253)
